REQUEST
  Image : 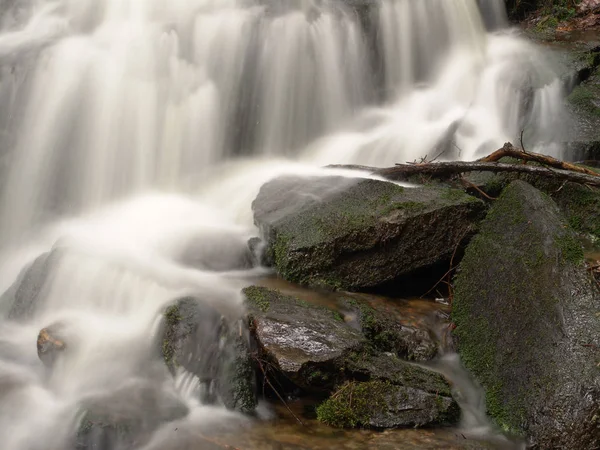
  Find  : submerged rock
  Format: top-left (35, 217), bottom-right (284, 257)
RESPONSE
top-left (252, 175), bottom-right (485, 290)
top-left (75, 382), bottom-right (188, 450)
top-left (453, 180), bottom-right (600, 448)
top-left (244, 285), bottom-right (365, 391)
top-left (2, 251), bottom-right (55, 320)
top-left (160, 297), bottom-right (257, 414)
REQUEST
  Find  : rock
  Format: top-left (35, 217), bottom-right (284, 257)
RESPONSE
top-left (252, 175), bottom-right (485, 290)
top-left (477, 169), bottom-right (600, 240)
top-left (2, 251), bottom-right (55, 320)
top-left (339, 296), bottom-right (439, 361)
top-left (317, 352), bottom-right (458, 429)
top-left (244, 285), bottom-right (365, 391)
top-left (316, 379), bottom-right (457, 429)
top-left (453, 180), bottom-right (600, 448)
top-left (75, 382), bottom-right (188, 450)
top-left (160, 297), bottom-right (257, 414)
top-left (37, 323), bottom-right (66, 367)
top-left (245, 286), bottom-right (459, 429)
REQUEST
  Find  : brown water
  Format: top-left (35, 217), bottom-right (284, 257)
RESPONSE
top-left (205, 401), bottom-right (495, 450)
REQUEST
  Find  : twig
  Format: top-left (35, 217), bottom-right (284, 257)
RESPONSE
top-left (421, 267), bottom-right (456, 299)
top-left (460, 177), bottom-right (497, 201)
top-left (255, 358), bottom-right (304, 426)
top-left (519, 129), bottom-right (527, 153)
top-left (421, 229), bottom-right (469, 300)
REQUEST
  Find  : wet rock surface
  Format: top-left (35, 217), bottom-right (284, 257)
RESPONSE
top-left (160, 297), bottom-right (257, 414)
top-left (244, 285), bottom-right (365, 390)
top-left (316, 378), bottom-right (457, 429)
top-left (339, 295), bottom-right (439, 361)
top-left (244, 286), bottom-right (458, 430)
top-left (453, 180), bottom-right (600, 448)
top-left (477, 168), bottom-right (600, 240)
top-left (252, 175), bottom-right (485, 290)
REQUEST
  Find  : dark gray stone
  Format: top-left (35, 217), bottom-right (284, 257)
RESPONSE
top-left (244, 285), bottom-right (365, 390)
top-left (453, 180), bottom-right (600, 448)
top-left (160, 297), bottom-right (257, 414)
top-left (339, 296), bottom-right (439, 361)
top-left (252, 175), bottom-right (485, 290)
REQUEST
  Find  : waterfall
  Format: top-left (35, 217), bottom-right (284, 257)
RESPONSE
top-left (0, 1), bottom-right (566, 449)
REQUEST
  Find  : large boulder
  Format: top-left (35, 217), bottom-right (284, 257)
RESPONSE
top-left (160, 297), bottom-right (257, 414)
top-left (453, 180), bottom-right (600, 448)
top-left (252, 175), bottom-right (485, 290)
top-left (477, 170), bottom-right (600, 241)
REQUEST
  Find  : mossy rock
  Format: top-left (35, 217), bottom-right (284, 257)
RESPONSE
top-left (316, 379), bottom-right (458, 429)
top-left (452, 180), bottom-right (600, 448)
top-left (339, 296), bottom-right (438, 361)
top-left (476, 170), bottom-right (600, 241)
top-left (160, 297), bottom-right (257, 414)
top-left (342, 352), bottom-right (453, 397)
top-left (252, 175), bottom-right (485, 290)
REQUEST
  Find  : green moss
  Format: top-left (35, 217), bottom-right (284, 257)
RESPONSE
top-left (307, 369), bottom-right (331, 384)
top-left (243, 285), bottom-right (271, 312)
top-left (555, 232), bottom-right (585, 265)
top-left (162, 304), bottom-right (182, 367)
top-left (442, 188), bottom-right (470, 202)
top-left (567, 86), bottom-right (600, 117)
top-left (225, 338), bottom-right (257, 413)
top-left (316, 380), bottom-right (388, 428)
top-left (380, 201), bottom-right (427, 216)
top-left (452, 181), bottom-right (569, 435)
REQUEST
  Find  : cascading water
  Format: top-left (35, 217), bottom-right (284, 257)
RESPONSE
top-left (0, 0), bottom-right (565, 448)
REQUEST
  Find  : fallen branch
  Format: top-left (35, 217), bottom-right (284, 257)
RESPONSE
top-left (329, 143), bottom-right (600, 188)
top-left (479, 143), bottom-right (600, 177)
top-left (376, 158), bottom-right (600, 188)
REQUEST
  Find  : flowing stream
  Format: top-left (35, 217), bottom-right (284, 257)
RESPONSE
top-left (0, 1), bottom-right (565, 448)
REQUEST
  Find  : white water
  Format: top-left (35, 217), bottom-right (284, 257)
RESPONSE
top-left (0, 0), bottom-right (565, 448)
